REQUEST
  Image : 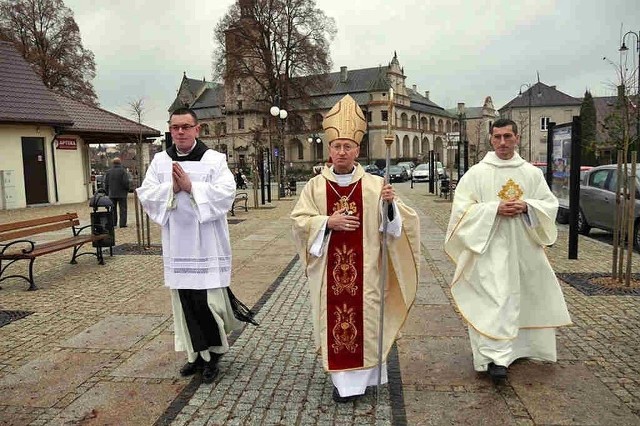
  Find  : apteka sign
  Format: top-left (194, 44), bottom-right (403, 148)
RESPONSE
top-left (56, 138), bottom-right (77, 150)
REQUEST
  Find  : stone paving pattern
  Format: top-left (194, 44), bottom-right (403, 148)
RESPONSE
top-left (0, 182), bottom-right (638, 425)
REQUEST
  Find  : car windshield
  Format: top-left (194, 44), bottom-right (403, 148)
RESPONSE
top-left (388, 166), bottom-right (403, 172)
top-left (414, 164), bottom-right (428, 171)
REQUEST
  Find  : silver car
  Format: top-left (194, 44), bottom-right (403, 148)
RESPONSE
top-left (411, 163), bottom-right (430, 182)
top-left (577, 164), bottom-right (640, 249)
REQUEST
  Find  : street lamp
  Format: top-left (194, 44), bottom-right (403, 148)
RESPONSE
top-left (270, 104), bottom-right (288, 199)
top-left (620, 30), bottom-right (640, 153)
top-left (519, 83), bottom-right (533, 162)
top-left (307, 134), bottom-right (322, 163)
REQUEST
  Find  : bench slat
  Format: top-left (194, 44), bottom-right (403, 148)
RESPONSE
top-left (0, 235), bottom-right (105, 259)
top-left (0, 213), bottom-right (78, 233)
top-left (0, 219), bottom-right (81, 242)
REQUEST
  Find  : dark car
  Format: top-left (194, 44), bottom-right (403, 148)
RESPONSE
top-left (385, 165), bottom-right (409, 182)
top-left (364, 164), bottom-right (384, 177)
top-left (563, 164), bottom-right (640, 249)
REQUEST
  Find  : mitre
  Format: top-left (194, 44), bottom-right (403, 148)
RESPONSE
top-left (322, 95), bottom-right (366, 145)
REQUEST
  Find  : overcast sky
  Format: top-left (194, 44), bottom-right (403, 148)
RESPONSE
top-left (65, 0), bottom-right (640, 135)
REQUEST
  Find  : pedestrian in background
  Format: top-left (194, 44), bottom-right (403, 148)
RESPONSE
top-left (290, 95), bottom-right (420, 403)
top-left (104, 157), bottom-right (130, 228)
top-left (445, 118), bottom-right (571, 381)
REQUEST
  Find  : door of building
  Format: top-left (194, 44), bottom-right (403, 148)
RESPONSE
top-left (21, 137), bottom-right (48, 204)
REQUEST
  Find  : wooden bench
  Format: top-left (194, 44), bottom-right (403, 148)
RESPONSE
top-left (0, 213), bottom-right (108, 291)
top-left (230, 192), bottom-right (249, 217)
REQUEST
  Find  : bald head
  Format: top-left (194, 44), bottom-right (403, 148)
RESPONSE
top-left (112, 157), bottom-right (122, 165)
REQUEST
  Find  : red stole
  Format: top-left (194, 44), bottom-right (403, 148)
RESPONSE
top-left (325, 179), bottom-right (364, 370)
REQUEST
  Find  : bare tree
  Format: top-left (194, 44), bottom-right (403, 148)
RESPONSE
top-left (212, 0), bottom-right (336, 108)
top-left (600, 53), bottom-right (639, 286)
top-left (128, 98), bottom-right (150, 249)
top-left (0, 0), bottom-right (98, 105)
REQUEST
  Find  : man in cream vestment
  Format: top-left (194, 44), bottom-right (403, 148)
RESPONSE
top-left (445, 118), bottom-right (571, 381)
top-left (291, 95), bottom-right (420, 402)
top-left (137, 107), bottom-right (242, 384)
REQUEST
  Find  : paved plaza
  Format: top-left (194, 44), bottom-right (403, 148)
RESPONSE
top-left (0, 182), bottom-right (639, 425)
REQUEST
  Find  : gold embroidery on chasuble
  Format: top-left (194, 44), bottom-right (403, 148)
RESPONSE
top-left (498, 178), bottom-right (524, 201)
top-left (333, 196), bottom-right (358, 216)
top-left (332, 244), bottom-right (358, 296)
top-left (331, 303), bottom-right (358, 354)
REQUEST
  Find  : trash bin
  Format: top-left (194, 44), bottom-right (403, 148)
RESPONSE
top-left (89, 190), bottom-right (115, 252)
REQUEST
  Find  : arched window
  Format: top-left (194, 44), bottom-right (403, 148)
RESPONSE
top-left (412, 136), bottom-right (419, 157)
top-left (430, 117), bottom-right (436, 131)
top-left (395, 135), bottom-right (401, 158)
top-left (402, 135), bottom-right (410, 157)
top-left (401, 113), bottom-right (408, 128)
top-left (453, 122), bottom-right (460, 132)
top-left (315, 140), bottom-right (324, 161)
top-left (438, 119), bottom-right (444, 133)
top-left (310, 113), bottom-right (323, 131)
top-left (200, 123), bottom-right (210, 136)
top-left (420, 117), bottom-right (428, 131)
top-left (292, 138), bottom-right (303, 160)
top-left (421, 136), bottom-right (429, 154)
top-left (446, 120), bottom-right (452, 133)
top-left (411, 115), bottom-right (417, 129)
top-left (287, 113), bottom-right (306, 133)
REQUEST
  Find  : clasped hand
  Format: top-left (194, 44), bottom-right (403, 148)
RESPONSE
top-left (381, 183), bottom-right (395, 203)
top-left (498, 199), bottom-right (528, 217)
top-left (327, 208), bottom-right (360, 231)
top-left (172, 162), bottom-right (192, 193)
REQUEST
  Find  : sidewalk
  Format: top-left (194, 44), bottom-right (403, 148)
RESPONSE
top-left (0, 184), bottom-right (639, 425)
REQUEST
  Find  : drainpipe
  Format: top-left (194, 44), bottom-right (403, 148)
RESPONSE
top-left (50, 127), bottom-right (61, 203)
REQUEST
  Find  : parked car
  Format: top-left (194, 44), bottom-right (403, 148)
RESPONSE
top-left (385, 165), bottom-right (409, 182)
top-left (396, 161), bottom-right (415, 178)
top-left (566, 164), bottom-right (640, 249)
top-left (435, 161), bottom-right (445, 178)
top-left (364, 164), bottom-right (384, 177)
top-left (411, 163), bottom-right (430, 182)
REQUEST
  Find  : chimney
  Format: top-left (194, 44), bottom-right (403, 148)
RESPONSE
top-left (457, 102), bottom-right (465, 114)
top-left (412, 84), bottom-right (417, 92)
top-left (424, 91), bottom-right (430, 100)
top-left (551, 86), bottom-right (556, 90)
top-left (340, 66), bottom-right (348, 83)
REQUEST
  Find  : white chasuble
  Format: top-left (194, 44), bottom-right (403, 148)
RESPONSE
top-left (136, 150), bottom-right (236, 290)
top-left (291, 164), bottom-right (420, 378)
top-left (445, 152), bottom-right (571, 345)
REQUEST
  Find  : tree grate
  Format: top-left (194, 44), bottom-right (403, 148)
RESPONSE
top-left (557, 272), bottom-right (640, 296)
top-left (0, 310), bottom-right (34, 328)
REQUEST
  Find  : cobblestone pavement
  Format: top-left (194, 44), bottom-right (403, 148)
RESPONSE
top-left (1, 182), bottom-right (640, 425)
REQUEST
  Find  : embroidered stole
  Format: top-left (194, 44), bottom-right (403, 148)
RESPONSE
top-left (325, 180), bottom-right (364, 370)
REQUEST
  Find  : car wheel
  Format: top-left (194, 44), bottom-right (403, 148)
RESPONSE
top-left (577, 209), bottom-right (591, 235)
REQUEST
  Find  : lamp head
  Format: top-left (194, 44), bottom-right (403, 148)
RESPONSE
top-left (270, 106), bottom-right (280, 117)
top-left (279, 109), bottom-right (288, 120)
top-left (619, 42), bottom-right (629, 52)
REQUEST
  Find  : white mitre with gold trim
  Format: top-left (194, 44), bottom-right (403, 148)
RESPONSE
top-left (322, 95), bottom-right (366, 145)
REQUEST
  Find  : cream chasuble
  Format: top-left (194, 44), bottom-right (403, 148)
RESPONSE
top-left (291, 164), bottom-right (420, 376)
top-left (445, 152), bottom-right (571, 367)
top-left (136, 150), bottom-right (236, 290)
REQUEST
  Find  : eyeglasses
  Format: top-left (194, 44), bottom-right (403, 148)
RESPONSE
top-left (169, 124), bottom-right (196, 132)
top-left (330, 143), bottom-right (357, 153)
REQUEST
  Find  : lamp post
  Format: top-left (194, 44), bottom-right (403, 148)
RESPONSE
top-left (620, 30), bottom-right (640, 153)
top-left (307, 133), bottom-right (322, 164)
top-left (270, 104), bottom-right (288, 199)
top-left (519, 83), bottom-right (533, 162)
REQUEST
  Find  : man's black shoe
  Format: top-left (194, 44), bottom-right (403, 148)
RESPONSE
top-left (179, 357), bottom-right (203, 377)
top-left (332, 387), bottom-right (358, 403)
top-left (179, 362), bottom-right (199, 377)
top-left (488, 362), bottom-right (508, 381)
top-left (202, 363), bottom-right (219, 384)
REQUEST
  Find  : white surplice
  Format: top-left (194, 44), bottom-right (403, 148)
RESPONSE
top-left (136, 150), bottom-right (236, 290)
top-left (445, 152), bottom-right (571, 371)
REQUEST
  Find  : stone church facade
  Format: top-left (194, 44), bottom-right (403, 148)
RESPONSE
top-left (169, 51), bottom-right (459, 172)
